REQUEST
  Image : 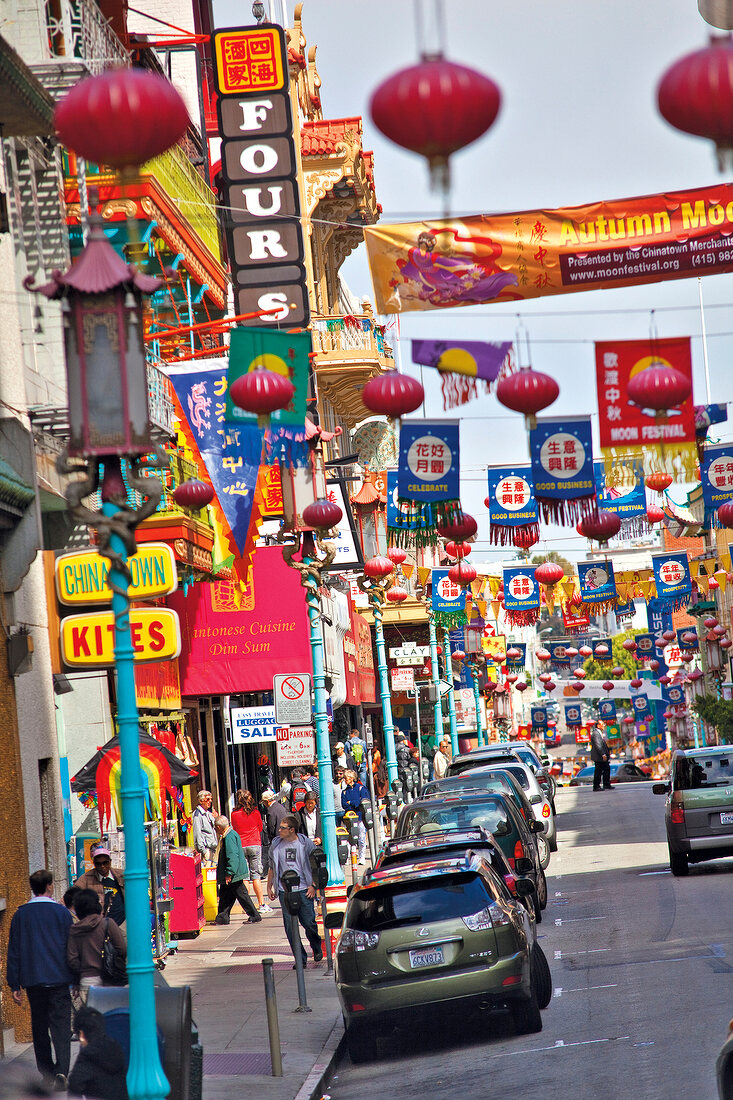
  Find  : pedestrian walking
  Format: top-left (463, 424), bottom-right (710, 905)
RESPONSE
top-left (590, 720), bottom-right (613, 791)
top-left (296, 791), bottom-right (322, 844)
top-left (67, 889), bottom-right (126, 999)
top-left (372, 749), bottom-right (388, 799)
top-left (262, 788), bottom-right (287, 840)
top-left (68, 1007), bottom-right (128, 1100)
top-left (214, 815), bottom-right (262, 925)
top-left (332, 766), bottom-right (347, 825)
top-left (341, 770), bottom-right (369, 862)
top-left (267, 816), bottom-right (323, 968)
top-left (303, 763), bottom-right (320, 799)
top-left (231, 789), bottom-right (272, 913)
top-left (192, 790), bottom-right (218, 865)
top-left (6, 869), bottom-right (74, 1090)
top-left (74, 846), bottom-right (125, 927)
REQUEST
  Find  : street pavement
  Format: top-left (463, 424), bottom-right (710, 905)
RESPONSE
top-left (325, 781), bottom-right (733, 1099)
top-left (2, 897), bottom-right (342, 1100)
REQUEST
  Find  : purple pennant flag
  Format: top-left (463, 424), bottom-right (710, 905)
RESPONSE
top-left (412, 339), bottom-right (513, 409)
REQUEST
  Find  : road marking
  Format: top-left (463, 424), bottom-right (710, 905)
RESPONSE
top-left (554, 984), bottom-right (618, 997)
top-left (553, 948), bottom-right (610, 959)
top-left (555, 916), bottom-right (607, 925)
top-left (486, 1035), bottom-right (632, 1059)
top-left (639, 870), bottom-right (670, 876)
top-left (711, 944), bottom-right (726, 957)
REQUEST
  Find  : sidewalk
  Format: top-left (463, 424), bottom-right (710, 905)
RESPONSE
top-left (2, 900), bottom-right (343, 1100)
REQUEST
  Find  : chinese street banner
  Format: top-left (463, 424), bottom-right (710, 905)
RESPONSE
top-left (364, 183), bottom-right (733, 315)
top-left (632, 693), bottom-right (651, 720)
top-left (634, 633), bottom-right (656, 662)
top-left (700, 442), bottom-right (733, 525)
top-left (662, 682), bottom-right (685, 708)
top-left (547, 641), bottom-right (573, 667)
top-left (677, 626), bottom-right (698, 651)
top-left (531, 705), bottom-right (548, 732)
top-left (396, 421), bottom-right (460, 546)
top-left (594, 337), bottom-right (696, 481)
top-left (695, 402), bottom-right (728, 439)
top-left (578, 561), bottom-right (617, 611)
top-left (386, 469), bottom-right (419, 539)
top-left (529, 416), bottom-right (596, 524)
top-left (562, 606), bottom-right (591, 632)
top-left (651, 551), bottom-right (692, 610)
top-left (592, 637), bottom-right (614, 662)
top-left (503, 565), bottom-right (540, 627)
top-left (412, 339), bottom-right (513, 410)
top-left (431, 568), bottom-right (467, 628)
top-left (615, 599), bottom-right (635, 624)
top-left (225, 328), bottom-right (310, 465)
top-left (594, 460), bottom-right (647, 537)
top-left (598, 698), bottom-right (617, 722)
top-left (564, 702), bottom-right (583, 728)
top-left (486, 465), bottom-right (539, 546)
top-left (482, 634), bottom-right (507, 664)
top-left (505, 641), bottom-right (526, 670)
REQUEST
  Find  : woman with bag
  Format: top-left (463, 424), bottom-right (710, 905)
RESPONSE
top-left (67, 889), bottom-right (126, 1000)
top-left (231, 789), bottom-right (271, 914)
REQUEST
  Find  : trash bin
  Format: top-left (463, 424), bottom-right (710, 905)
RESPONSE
top-left (87, 985), bottom-right (194, 1100)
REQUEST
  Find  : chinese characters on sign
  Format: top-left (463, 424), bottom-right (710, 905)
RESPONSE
top-left (701, 443), bottom-right (733, 520)
top-left (651, 552), bottom-right (691, 607)
top-left (529, 417), bottom-right (596, 523)
top-left (398, 422), bottom-right (460, 503)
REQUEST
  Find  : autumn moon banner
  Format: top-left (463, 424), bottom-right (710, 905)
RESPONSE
top-left (364, 182), bottom-right (733, 314)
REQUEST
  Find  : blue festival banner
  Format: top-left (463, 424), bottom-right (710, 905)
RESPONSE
top-left (598, 698), bottom-right (617, 722)
top-left (696, 402), bottom-right (728, 439)
top-left (386, 469), bottom-right (418, 533)
top-left (431, 568), bottom-right (467, 628)
top-left (662, 682), bottom-right (685, 708)
top-left (651, 551), bottom-right (692, 610)
top-left (531, 705), bottom-right (548, 731)
top-left (529, 415), bottom-right (596, 525)
top-left (449, 628), bottom-right (471, 688)
top-left (632, 693), bottom-right (651, 719)
top-left (486, 465), bottom-right (539, 546)
top-left (647, 597), bottom-right (673, 677)
top-left (594, 460), bottom-right (646, 532)
top-left (592, 637), bottom-right (613, 662)
top-left (677, 627), bottom-right (698, 651)
top-left (168, 363), bottom-right (261, 556)
top-left (564, 702), bottom-right (583, 728)
top-left (578, 560), bottom-right (617, 607)
top-left (634, 633), bottom-right (656, 662)
top-left (548, 641), bottom-right (573, 667)
top-left (503, 566), bottom-right (540, 626)
top-left (615, 599), bottom-right (635, 623)
top-left (396, 421), bottom-right (460, 546)
top-left (505, 642), bottom-right (526, 671)
top-left (700, 443), bottom-right (733, 524)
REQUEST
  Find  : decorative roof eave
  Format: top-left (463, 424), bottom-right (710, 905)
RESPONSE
top-left (0, 35), bottom-right (54, 137)
top-left (350, 481), bottom-right (386, 506)
top-left (314, 360), bottom-right (384, 428)
top-left (301, 116), bottom-right (380, 223)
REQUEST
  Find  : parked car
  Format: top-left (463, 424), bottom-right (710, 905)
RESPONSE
top-left (449, 744), bottom-right (556, 805)
top-left (570, 762), bottom-right (652, 786)
top-left (653, 746), bottom-right (733, 876)
top-left (716, 1017), bottom-right (733, 1099)
top-left (330, 852), bottom-right (551, 1062)
top-left (422, 766), bottom-right (537, 829)
top-left (446, 755), bottom-right (557, 859)
top-left (394, 791), bottom-right (548, 915)
top-left (500, 741), bottom-right (557, 803)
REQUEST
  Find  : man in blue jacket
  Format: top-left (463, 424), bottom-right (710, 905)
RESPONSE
top-left (6, 869), bottom-right (74, 1089)
top-left (341, 770), bottom-right (369, 863)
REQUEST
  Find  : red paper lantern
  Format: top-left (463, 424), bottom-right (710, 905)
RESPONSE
top-left (579, 645), bottom-right (593, 658)
top-left (370, 56), bottom-right (501, 189)
top-left (704, 616), bottom-right (719, 628)
top-left (437, 512), bottom-right (478, 542)
top-left (364, 555), bottom-right (394, 579)
top-left (387, 547), bottom-right (407, 565)
top-left (622, 639), bottom-right (638, 653)
top-left (646, 505), bottom-right (665, 525)
top-left (386, 585), bottom-right (409, 604)
top-left (230, 368), bottom-right (294, 415)
top-left (659, 674), bottom-right (671, 685)
top-left (595, 644), bottom-right (610, 657)
top-left (623, 714), bottom-right (635, 724)
top-left (657, 39), bottom-right (733, 166)
top-left (577, 510), bottom-right (621, 542)
top-left (630, 678), bottom-right (643, 689)
top-left (714, 624), bottom-right (727, 637)
top-left (538, 673), bottom-right (552, 683)
top-left (544, 680), bottom-right (556, 692)
top-left (565, 647), bottom-right (578, 659)
top-left (722, 638), bottom-right (733, 650)
top-left (573, 668), bottom-right (587, 679)
top-left (496, 368), bottom-right (559, 428)
top-left (709, 576), bottom-right (721, 590)
top-left (648, 659), bottom-right (660, 671)
top-left (571, 682), bottom-right (584, 693)
top-left (302, 498), bottom-right (343, 530)
top-left (55, 68), bottom-right (189, 168)
top-left (361, 371), bottom-right (424, 417)
top-left (535, 648), bottom-right (551, 661)
top-left (515, 680), bottom-right (528, 692)
top-left (448, 560), bottom-right (477, 586)
top-left (505, 673), bottom-right (518, 684)
top-left (445, 541), bottom-right (471, 559)
top-left (435, 645), bottom-right (443, 656)
top-left (451, 648), bottom-right (466, 661)
top-left (612, 666), bottom-right (624, 678)
top-left (534, 560), bottom-right (564, 586)
top-left (626, 363), bottom-right (691, 412)
top-left (506, 646), bottom-right (522, 660)
top-left (646, 472), bottom-right (674, 493)
top-left (662, 629), bottom-right (676, 643)
top-left (173, 479), bottom-right (214, 509)
top-left (688, 668), bottom-right (703, 682)
top-left (721, 502), bottom-right (733, 529)
top-left (602, 681), bottom-right (614, 692)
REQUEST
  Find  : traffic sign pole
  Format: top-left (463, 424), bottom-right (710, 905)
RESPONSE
top-left (442, 627), bottom-right (459, 757)
top-left (428, 608), bottom-right (443, 748)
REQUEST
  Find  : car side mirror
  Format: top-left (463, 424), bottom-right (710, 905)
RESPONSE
top-left (323, 911), bottom-right (345, 930)
top-left (346, 884), bottom-right (355, 897)
top-left (652, 782), bottom-right (670, 795)
top-left (515, 857), bottom-right (534, 875)
top-left (492, 820), bottom-right (511, 837)
top-left (530, 820), bottom-right (544, 833)
top-left (515, 877), bottom-right (534, 897)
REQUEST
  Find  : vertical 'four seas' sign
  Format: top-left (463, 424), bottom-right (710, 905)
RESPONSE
top-left (212, 25), bottom-right (309, 327)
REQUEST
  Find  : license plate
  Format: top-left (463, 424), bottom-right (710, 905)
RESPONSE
top-left (409, 946), bottom-right (444, 969)
top-left (720, 812), bottom-right (733, 825)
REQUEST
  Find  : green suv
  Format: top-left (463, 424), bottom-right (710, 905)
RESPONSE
top-left (654, 746), bottom-right (733, 876)
top-left (331, 853), bottom-right (550, 1063)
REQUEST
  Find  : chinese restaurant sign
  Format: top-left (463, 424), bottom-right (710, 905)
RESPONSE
top-left (365, 182), bottom-right (733, 314)
top-left (212, 24), bottom-right (309, 327)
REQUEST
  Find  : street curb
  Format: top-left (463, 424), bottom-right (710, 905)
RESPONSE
top-left (293, 1015), bottom-right (344, 1100)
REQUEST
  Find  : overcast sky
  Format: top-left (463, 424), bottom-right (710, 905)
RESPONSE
top-left (214, 0), bottom-right (733, 560)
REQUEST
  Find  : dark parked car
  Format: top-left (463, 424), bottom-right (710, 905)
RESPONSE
top-left (422, 766), bottom-right (537, 827)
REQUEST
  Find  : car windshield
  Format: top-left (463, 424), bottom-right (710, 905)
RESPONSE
top-left (398, 801), bottom-right (511, 837)
top-left (348, 873), bottom-right (491, 932)
top-left (484, 763), bottom-right (531, 792)
top-left (675, 754), bottom-right (733, 789)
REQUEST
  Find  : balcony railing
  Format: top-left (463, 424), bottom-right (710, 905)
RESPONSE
top-left (311, 314), bottom-right (393, 360)
top-left (43, 0), bottom-right (130, 74)
top-left (147, 358), bottom-right (174, 438)
top-left (142, 145), bottom-right (221, 261)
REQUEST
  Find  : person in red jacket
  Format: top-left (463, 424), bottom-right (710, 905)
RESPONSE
top-left (231, 790), bottom-right (272, 914)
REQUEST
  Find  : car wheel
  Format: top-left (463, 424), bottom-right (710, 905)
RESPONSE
top-left (531, 942), bottom-right (553, 1009)
top-left (346, 1022), bottom-right (377, 1064)
top-left (510, 987), bottom-right (543, 1034)
top-left (669, 846), bottom-right (689, 877)
top-left (536, 832), bottom-right (551, 869)
top-left (536, 867), bottom-right (548, 910)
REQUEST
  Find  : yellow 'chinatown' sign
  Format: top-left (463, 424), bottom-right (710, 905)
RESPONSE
top-left (55, 545), bottom-right (177, 606)
top-left (60, 608), bottom-right (181, 668)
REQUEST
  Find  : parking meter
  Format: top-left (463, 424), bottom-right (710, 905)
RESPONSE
top-left (421, 759), bottom-right (430, 782)
top-left (386, 792), bottom-right (400, 821)
top-left (343, 810), bottom-right (360, 847)
top-left (360, 800), bottom-right (374, 831)
top-left (336, 827), bottom-right (349, 864)
top-left (404, 770), bottom-right (415, 794)
top-left (280, 869), bottom-right (301, 915)
top-left (391, 778), bottom-right (404, 799)
top-left (309, 845), bottom-right (329, 890)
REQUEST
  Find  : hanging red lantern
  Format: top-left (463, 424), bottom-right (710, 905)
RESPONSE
top-left (302, 498), bottom-right (343, 531)
top-left (437, 512), bottom-right (478, 542)
top-left (533, 560), bottom-right (564, 586)
top-left (659, 674), bottom-right (672, 685)
top-left (577, 510), bottom-right (621, 543)
top-left (648, 659), bottom-right (660, 671)
top-left (688, 668), bottom-right (703, 682)
top-left (623, 714), bottom-right (635, 724)
top-left (704, 616), bottom-right (719, 628)
top-left (387, 546), bottom-right (407, 565)
top-left (544, 680), bottom-right (556, 692)
top-left (646, 505), bottom-right (665, 525)
top-left (448, 560), bottom-right (477, 587)
top-left (612, 666), bottom-right (624, 678)
top-left (594, 644), bottom-right (610, 658)
top-left (386, 585), bottom-right (409, 604)
top-left (369, 56), bottom-right (501, 190)
top-left (435, 645), bottom-right (443, 656)
top-left (515, 680), bottom-right (528, 692)
top-left (626, 363), bottom-right (691, 413)
top-left (645, 472), bottom-right (674, 493)
top-left (535, 648), bottom-right (551, 661)
top-left (722, 638), bottom-right (733, 650)
top-left (602, 681), bottom-right (614, 692)
top-left (662, 629), bottom-right (676, 643)
top-left (622, 638), bottom-right (638, 653)
top-left (513, 527), bottom-right (540, 550)
top-left (506, 646), bottom-right (522, 661)
top-left (451, 648), bottom-right (466, 661)
top-left (361, 371), bottom-right (424, 417)
top-left (571, 682), bottom-right (585, 693)
top-left (565, 646), bottom-right (579, 660)
top-left (681, 651), bottom-right (695, 662)
top-left (538, 673), bottom-right (552, 683)
top-left (714, 624), bottom-right (727, 637)
top-left (719, 501), bottom-right (733, 528)
top-left (55, 68), bottom-right (190, 169)
top-left (495, 368), bottom-right (559, 430)
top-left (505, 673), bottom-right (518, 684)
top-left (445, 541), bottom-right (471, 559)
top-left (364, 555), bottom-right (394, 579)
top-left (630, 678), bottom-right (643, 689)
top-left (230, 367), bottom-right (294, 416)
top-left (573, 668), bottom-right (587, 679)
top-left (709, 575), bottom-right (721, 590)
top-left (173, 479), bottom-right (214, 510)
top-left (657, 38), bottom-right (733, 168)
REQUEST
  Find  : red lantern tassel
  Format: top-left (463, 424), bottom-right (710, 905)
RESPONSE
top-left (504, 608), bottom-right (541, 628)
top-left (489, 522), bottom-right (540, 547)
top-left (535, 494), bottom-right (598, 526)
